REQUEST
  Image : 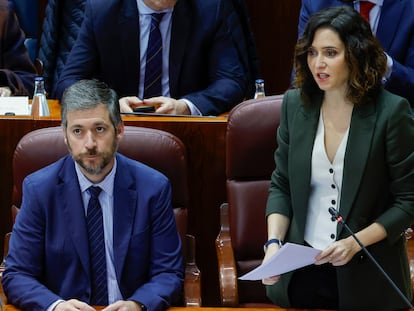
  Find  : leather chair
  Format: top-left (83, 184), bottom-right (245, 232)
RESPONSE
top-left (6, 125), bottom-right (201, 306)
top-left (215, 95), bottom-right (283, 307)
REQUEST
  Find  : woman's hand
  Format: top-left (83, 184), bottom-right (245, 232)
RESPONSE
top-left (262, 243), bottom-right (282, 285)
top-left (315, 236), bottom-right (360, 266)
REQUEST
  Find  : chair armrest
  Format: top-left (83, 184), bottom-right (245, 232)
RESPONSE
top-left (1, 232), bottom-right (11, 274)
top-left (11, 205), bottom-right (20, 224)
top-left (183, 234), bottom-right (202, 307)
top-left (215, 203), bottom-right (239, 307)
top-left (407, 237), bottom-right (414, 293)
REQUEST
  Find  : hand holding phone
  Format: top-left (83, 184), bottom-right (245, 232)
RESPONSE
top-left (133, 106), bottom-right (155, 113)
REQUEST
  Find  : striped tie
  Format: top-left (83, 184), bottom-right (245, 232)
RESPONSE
top-left (144, 13), bottom-right (165, 98)
top-left (86, 186), bottom-right (108, 306)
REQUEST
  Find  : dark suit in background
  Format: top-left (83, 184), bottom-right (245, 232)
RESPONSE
top-left (227, 0), bottom-right (260, 99)
top-left (298, 0), bottom-right (414, 106)
top-left (55, 0), bottom-right (247, 116)
top-left (38, 0), bottom-right (86, 94)
top-left (0, 0), bottom-right (36, 95)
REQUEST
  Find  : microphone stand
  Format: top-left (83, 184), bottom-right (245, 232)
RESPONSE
top-left (328, 207), bottom-right (414, 309)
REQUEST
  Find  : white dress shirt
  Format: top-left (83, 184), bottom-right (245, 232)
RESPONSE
top-left (305, 111), bottom-right (349, 250)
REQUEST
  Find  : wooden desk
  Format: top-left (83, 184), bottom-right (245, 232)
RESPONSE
top-left (3, 307), bottom-right (332, 311)
top-left (0, 101), bottom-right (227, 305)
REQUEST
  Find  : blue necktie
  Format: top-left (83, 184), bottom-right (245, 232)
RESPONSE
top-left (86, 186), bottom-right (108, 306)
top-left (144, 13), bottom-right (165, 98)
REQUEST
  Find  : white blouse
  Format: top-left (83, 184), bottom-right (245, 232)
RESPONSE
top-left (304, 111), bottom-right (350, 250)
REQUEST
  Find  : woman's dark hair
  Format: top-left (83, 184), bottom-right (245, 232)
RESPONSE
top-left (293, 5), bottom-right (387, 105)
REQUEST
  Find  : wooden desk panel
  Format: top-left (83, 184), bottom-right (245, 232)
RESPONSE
top-left (0, 101), bottom-right (227, 306)
top-left (3, 307), bottom-right (332, 311)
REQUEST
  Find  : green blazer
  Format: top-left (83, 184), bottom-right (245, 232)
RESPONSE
top-left (266, 88), bottom-right (414, 310)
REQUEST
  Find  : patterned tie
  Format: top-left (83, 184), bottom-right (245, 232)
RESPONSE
top-left (144, 13), bottom-right (165, 99)
top-left (360, 1), bottom-right (375, 22)
top-left (86, 186), bottom-right (108, 306)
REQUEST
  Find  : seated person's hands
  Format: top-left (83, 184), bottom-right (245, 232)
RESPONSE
top-left (144, 96), bottom-right (190, 115)
top-left (54, 299), bottom-right (95, 311)
top-left (0, 86), bottom-right (12, 97)
top-left (119, 96), bottom-right (190, 115)
top-left (119, 96), bottom-right (144, 113)
top-left (261, 242), bottom-right (282, 285)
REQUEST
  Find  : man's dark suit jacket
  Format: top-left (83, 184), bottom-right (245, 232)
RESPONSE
top-left (2, 154), bottom-right (184, 311)
top-left (298, 0), bottom-right (414, 106)
top-left (55, 0), bottom-right (247, 116)
top-left (0, 0), bottom-right (36, 95)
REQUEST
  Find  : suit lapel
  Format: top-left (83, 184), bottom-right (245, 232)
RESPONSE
top-left (376, 0), bottom-right (404, 51)
top-left (339, 102), bottom-right (376, 231)
top-left (58, 157), bottom-right (91, 278)
top-left (290, 98), bottom-right (321, 234)
top-left (112, 155), bottom-right (137, 280)
top-left (169, 0), bottom-right (191, 98)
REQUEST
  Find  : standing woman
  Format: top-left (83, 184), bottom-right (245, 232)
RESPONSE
top-left (0, 0), bottom-right (36, 96)
top-left (263, 5), bottom-right (414, 311)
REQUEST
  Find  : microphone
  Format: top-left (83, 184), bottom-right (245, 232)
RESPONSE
top-left (328, 207), bottom-right (414, 309)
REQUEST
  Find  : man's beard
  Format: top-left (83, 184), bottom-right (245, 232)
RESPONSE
top-left (68, 138), bottom-right (118, 176)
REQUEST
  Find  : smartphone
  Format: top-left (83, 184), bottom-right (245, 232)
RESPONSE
top-left (133, 106), bottom-right (155, 113)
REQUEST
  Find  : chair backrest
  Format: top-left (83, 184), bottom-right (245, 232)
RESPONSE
top-left (12, 126), bottom-right (189, 239)
top-left (226, 95), bottom-right (283, 305)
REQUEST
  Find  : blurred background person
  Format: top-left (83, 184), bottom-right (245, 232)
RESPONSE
top-left (263, 6), bottom-right (414, 310)
top-left (0, 0), bottom-right (36, 96)
top-left (38, 0), bottom-right (86, 95)
top-left (54, 0), bottom-right (248, 116)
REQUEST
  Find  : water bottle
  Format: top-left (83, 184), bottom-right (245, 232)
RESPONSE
top-left (254, 79), bottom-right (265, 99)
top-left (31, 77), bottom-right (50, 116)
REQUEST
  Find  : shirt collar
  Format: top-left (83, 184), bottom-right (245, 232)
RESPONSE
top-left (137, 0), bottom-right (174, 14)
top-left (75, 156), bottom-right (117, 197)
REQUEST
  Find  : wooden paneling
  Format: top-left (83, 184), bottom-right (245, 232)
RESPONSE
top-left (246, 0), bottom-right (302, 96)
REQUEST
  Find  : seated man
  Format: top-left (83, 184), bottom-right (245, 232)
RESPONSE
top-left (54, 0), bottom-right (247, 116)
top-left (2, 79), bottom-right (184, 311)
top-left (0, 0), bottom-right (37, 96)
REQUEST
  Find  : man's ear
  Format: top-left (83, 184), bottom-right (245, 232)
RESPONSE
top-left (116, 123), bottom-right (125, 141)
top-left (62, 126), bottom-right (68, 146)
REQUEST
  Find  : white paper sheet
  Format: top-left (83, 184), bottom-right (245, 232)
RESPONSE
top-left (0, 96), bottom-right (30, 115)
top-left (239, 242), bottom-right (322, 281)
